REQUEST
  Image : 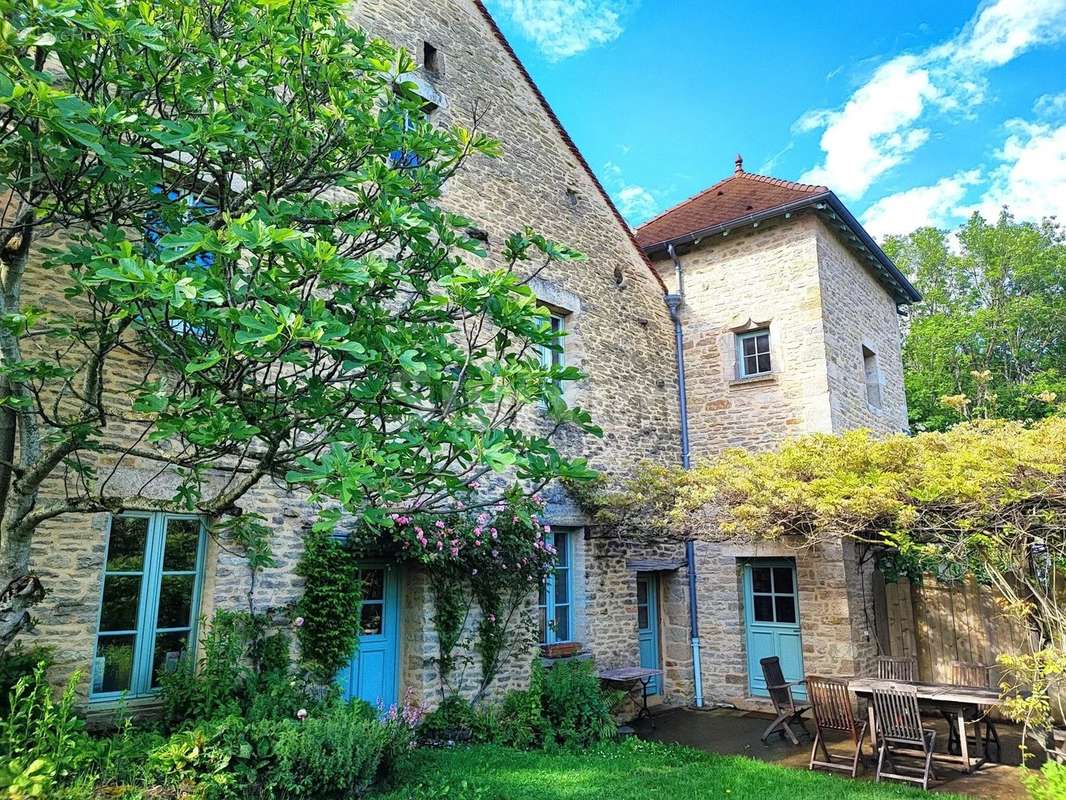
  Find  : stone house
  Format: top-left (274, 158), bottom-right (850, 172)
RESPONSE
top-left (21, 0), bottom-right (920, 717)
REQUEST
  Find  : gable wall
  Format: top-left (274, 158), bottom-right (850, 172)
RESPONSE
top-left (654, 212), bottom-right (833, 461)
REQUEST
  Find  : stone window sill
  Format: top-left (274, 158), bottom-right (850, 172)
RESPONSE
top-left (729, 373), bottom-right (777, 388)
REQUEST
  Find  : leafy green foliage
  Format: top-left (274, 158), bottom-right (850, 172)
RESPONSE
top-left (1022, 761), bottom-right (1066, 800)
top-left (159, 609), bottom-right (316, 729)
top-left (0, 664), bottom-right (92, 797)
top-left (0, 644), bottom-right (51, 716)
top-left (583, 418), bottom-right (1066, 755)
top-left (495, 661), bottom-right (619, 751)
top-left (883, 212), bottom-right (1066, 431)
top-left (0, 0), bottom-right (599, 649)
top-left (294, 528), bottom-right (363, 683)
top-left (418, 695), bottom-right (492, 745)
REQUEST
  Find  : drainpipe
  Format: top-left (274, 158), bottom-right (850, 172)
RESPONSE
top-left (665, 243), bottom-right (703, 708)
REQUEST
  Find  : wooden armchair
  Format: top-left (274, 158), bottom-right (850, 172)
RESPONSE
top-left (807, 676), bottom-right (868, 777)
top-left (759, 656), bottom-right (810, 746)
top-left (871, 681), bottom-right (937, 790)
top-left (876, 656), bottom-right (918, 682)
top-left (945, 661), bottom-right (1001, 762)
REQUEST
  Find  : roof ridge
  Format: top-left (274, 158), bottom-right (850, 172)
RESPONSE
top-left (737, 171), bottom-right (827, 193)
top-left (471, 1), bottom-right (667, 293)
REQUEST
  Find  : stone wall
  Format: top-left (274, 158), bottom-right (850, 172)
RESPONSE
top-left (17, 0), bottom-right (683, 712)
top-left (652, 213), bottom-right (833, 460)
top-left (814, 220), bottom-right (908, 434)
top-left (691, 538), bottom-right (871, 711)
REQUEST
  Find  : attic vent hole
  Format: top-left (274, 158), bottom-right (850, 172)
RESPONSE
top-left (423, 42), bottom-right (441, 75)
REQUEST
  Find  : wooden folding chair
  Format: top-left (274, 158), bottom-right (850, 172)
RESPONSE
top-left (871, 681), bottom-right (937, 790)
top-left (876, 656), bottom-right (918, 682)
top-left (807, 676), bottom-right (868, 777)
top-left (944, 661), bottom-right (1001, 762)
top-left (759, 656), bottom-right (810, 746)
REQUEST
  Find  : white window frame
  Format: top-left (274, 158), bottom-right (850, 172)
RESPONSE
top-left (538, 529), bottom-right (573, 645)
top-left (736, 328), bottom-right (772, 378)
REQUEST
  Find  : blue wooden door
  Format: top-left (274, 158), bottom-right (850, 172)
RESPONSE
top-left (636, 574), bottom-right (661, 694)
top-left (743, 560), bottom-right (805, 700)
top-left (336, 564), bottom-right (399, 707)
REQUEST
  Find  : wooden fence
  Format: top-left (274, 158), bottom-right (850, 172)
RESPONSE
top-left (876, 572), bottom-right (1030, 683)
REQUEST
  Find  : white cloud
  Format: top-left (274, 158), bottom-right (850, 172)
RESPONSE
top-left (488, 0), bottom-right (634, 61)
top-left (1034, 91), bottom-right (1066, 119)
top-left (862, 170), bottom-right (982, 239)
top-left (798, 0), bottom-right (1066, 199)
top-left (964, 120), bottom-right (1066, 223)
top-left (602, 160), bottom-right (658, 225)
top-left (615, 186), bottom-right (658, 222)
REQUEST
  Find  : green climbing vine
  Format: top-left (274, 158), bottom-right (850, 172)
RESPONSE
top-left (294, 526), bottom-right (363, 683)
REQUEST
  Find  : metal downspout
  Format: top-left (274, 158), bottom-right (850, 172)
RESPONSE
top-left (666, 244), bottom-right (703, 708)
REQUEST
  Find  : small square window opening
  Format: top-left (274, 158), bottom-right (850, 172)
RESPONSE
top-left (736, 329), bottom-right (771, 378)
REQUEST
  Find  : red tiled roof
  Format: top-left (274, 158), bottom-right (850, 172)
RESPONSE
top-left (635, 165), bottom-right (828, 249)
top-left (471, 2), bottom-right (667, 292)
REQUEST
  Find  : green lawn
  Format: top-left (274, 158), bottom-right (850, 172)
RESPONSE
top-left (379, 740), bottom-right (967, 800)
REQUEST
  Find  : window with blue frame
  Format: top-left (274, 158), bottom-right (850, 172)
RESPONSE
top-left (91, 513), bottom-right (206, 700)
top-left (538, 528), bottom-right (573, 644)
top-left (389, 111), bottom-right (423, 169)
top-left (736, 328), bottom-right (772, 378)
top-left (538, 313), bottom-right (565, 372)
top-left (145, 186), bottom-right (217, 267)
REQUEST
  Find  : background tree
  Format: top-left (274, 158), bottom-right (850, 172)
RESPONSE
top-left (0, 0), bottom-right (599, 650)
top-left (883, 211), bottom-right (1066, 431)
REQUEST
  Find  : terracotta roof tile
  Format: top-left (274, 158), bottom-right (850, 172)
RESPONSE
top-left (635, 166), bottom-right (827, 249)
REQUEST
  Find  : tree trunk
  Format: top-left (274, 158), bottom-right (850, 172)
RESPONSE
top-left (0, 573), bottom-right (44, 652)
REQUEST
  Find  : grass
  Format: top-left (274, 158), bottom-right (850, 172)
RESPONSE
top-left (378, 739), bottom-right (969, 800)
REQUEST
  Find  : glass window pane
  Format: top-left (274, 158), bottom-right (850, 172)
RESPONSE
top-left (361, 569), bottom-right (384, 601)
top-left (774, 596), bottom-right (797, 624)
top-left (360, 603), bottom-right (383, 635)
top-left (751, 568), bottom-right (772, 593)
top-left (554, 570), bottom-right (570, 605)
top-left (743, 336), bottom-right (757, 356)
top-left (156, 574), bottom-right (195, 629)
top-left (637, 604), bottom-right (649, 630)
top-left (94, 635), bottom-right (136, 693)
top-left (538, 606), bottom-right (548, 643)
top-left (772, 567), bottom-right (794, 595)
top-left (151, 631), bottom-right (189, 688)
top-left (162, 518), bottom-right (200, 571)
top-left (744, 354), bottom-right (759, 376)
top-left (554, 534), bottom-right (568, 567)
top-left (757, 354), bottom-right (771, 373)
top-left (553, 604), bottom-right (569, 642)
top-left (100, 575), bottom-right (142, 632)
top-left (637, 580), bottom-right (648, 605)
top-left (753, 594), bottom-right (774, 622)
top-left (755, 333), bottom-right (770, 353)
top-left (106, 517), bottom-right (148, 572)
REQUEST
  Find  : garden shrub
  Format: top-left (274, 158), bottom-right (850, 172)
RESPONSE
top-left (494, 660), bottom-right (619, 751)
top-left (538, 660), bottom-right (620, 748)
top-left (0, 663), bottom-right (95, 797)
top-left (0, 644), bottom-right (52, 716)
top-left (1023, 761), bottom-right (1066, 800)
top-left (418, 695), bottom-right (488, 744)
top-left (159, 609), bottom-right (320, 730)
top-left (268, 702), bottom-right (397, 799)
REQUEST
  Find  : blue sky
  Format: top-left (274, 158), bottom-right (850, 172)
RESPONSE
top-left (483, 0), bottom-right (1066, 241)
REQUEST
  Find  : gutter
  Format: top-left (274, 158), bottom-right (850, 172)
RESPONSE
top-left (665, 243), bottom-right (703, 709)
top-left (643, 192), bottom-right (921, 306)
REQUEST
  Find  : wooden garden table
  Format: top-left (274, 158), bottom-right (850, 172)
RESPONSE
top-left (848, 678), bottom-right (1000, 774)
top-left (599, 666), bottom-right (662, 727)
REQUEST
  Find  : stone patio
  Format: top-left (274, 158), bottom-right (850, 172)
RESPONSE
top-left (634, 706), bottom-right (1030, 799)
